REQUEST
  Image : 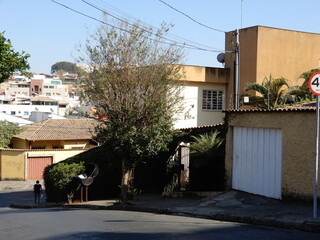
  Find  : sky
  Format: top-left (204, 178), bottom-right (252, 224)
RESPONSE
top-left (1, 0), bottom-right (320, 74)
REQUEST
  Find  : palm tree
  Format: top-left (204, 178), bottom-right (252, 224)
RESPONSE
top-left (189, 130), bottom-right (225, 190)
top-left (190, 130), bottom-right (224, 167)
top-left (299, 68), bottom-right (320, 88)
top-left (244, 76), bottom-right (289, 108)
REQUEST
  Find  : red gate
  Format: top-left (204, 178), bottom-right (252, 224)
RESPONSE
top-left (27, 157), bottom-right (53, 179)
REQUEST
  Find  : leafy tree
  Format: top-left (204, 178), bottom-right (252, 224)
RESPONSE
top-left (243, 76), bottom-right (289, 108)
top-left (44, 162), bottom-right (85, 203)
top-left (78, 20), bottom-right (184, 201)
top-left (0, 32), bottom-right (30, 82)
top-left (51, 61), bottom-right (79, 74)
top-left (0, 121), bottom-right (22, 148)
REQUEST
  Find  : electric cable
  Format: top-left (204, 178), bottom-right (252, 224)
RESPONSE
top-left (158, 0), bottom-right (226, 33)
top-left (87, 0), bottom-right (225, 52)
top-left (51, 0), bottom-right (228, 53)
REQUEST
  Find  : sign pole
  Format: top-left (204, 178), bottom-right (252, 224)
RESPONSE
top-left (314, 95), bottom-right (319, 219)
top-left (308, 72), bottom-right (320, 219)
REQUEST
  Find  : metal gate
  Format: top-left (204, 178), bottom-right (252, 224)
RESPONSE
top-left (27, 156), bottom-right (53, 179)
top-left (232, 127), bottom-right (282, 199)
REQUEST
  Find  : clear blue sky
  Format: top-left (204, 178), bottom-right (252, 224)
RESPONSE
top-left (1, 0), bottom-right (319, 74)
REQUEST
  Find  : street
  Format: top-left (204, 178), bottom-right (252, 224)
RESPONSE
top-left (0, 206), bottom-right (319, 240)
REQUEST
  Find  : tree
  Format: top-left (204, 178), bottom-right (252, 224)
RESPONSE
top-left (243, 76), bottom-right (289, 108)
top-left (0, 32), bottom-right (30, 82)
top-left (189, 130), bottom-right (225, 190)
top-left (190, 130), bottom-right (224, 164)
top-left (51, 61), bottom-right (79, 74)
top-left (0, 121), bottom-right (22, 148)
top-left (44, 162), bottom-right (85, 203)
top-left (78, 20), bottom-right (184, 201)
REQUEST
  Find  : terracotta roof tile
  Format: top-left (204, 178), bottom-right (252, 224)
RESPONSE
top-left (225, 107), bottom-right (316, 113)
top-left (178, 123), bottom-right (224, 131)
top-left (14, 119), bottom-right (99, 141)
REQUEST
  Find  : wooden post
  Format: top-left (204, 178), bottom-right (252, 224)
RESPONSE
top-left (80, 186), bottom-right (83, 203)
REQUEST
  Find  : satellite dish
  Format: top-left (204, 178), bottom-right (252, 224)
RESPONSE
top-left (217, 53), bottom-right (225, 64)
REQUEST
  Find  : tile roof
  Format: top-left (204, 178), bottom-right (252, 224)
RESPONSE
top-left (14, 119), bottom-right (99, 141)
top-left (31, 96), bottom-right (57, 102)
top-left (225, 102), bottom-right (317, 113)
top-left (225, 107), bottom-right (316, 113)
top-left (178, 123), bottom-right (224, 131)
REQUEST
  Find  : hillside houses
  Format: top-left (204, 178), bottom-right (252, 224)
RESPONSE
top-left (0, 73), bottom-right (80, 120)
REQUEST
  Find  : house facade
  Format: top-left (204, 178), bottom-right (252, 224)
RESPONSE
top-left (12, 119), bottom-right (98, 149)
top-left (224, 107), bottom-right (319, 199)
top-left (174, 65), bottom-right (229, 129)
top-left (0, 119), bottom-right (99, 180)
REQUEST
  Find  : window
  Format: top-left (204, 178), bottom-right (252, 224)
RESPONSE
top-left (202, 90), bottom-right (223, 110)
top-left (24, 111), bottom-right (29, 116)
top-left (10, 111), bottom-right (16, 115)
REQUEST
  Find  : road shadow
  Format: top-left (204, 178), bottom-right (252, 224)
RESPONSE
top-left (0, 190), bottom-right (34, 207)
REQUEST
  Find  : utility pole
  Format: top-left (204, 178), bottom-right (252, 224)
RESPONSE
top-left (234, 29), bottom-right (240, 110)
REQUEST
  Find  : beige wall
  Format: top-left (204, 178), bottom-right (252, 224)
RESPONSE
top-left (256, 27), bottom-right (320, 86)
top-left (225, 26), bottom-right (320, 108)
top-left (0, 150), bottom-right (25, 180)
top-left (225, 110), bottom-right (319, 199)
top-left (179, 65), bottom-right (229, 84)
top-left (12, 138), bottom-right (29, 149)
top-left (0, 148), bottom-right (89, 180)
top-left (12, 138), bottom-right (94, 150)
top-left (26, 149), bottom-right (86, 163)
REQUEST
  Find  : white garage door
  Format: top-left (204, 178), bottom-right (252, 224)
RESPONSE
top-left (232, 127), bottom-right (282, 199)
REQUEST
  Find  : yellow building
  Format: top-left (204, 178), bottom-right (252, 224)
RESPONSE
top-left (225, 25), bottom-right (320, 108)
top-left (0, 119), bottom-right (99, 180)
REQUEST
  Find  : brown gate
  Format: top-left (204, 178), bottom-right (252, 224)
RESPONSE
top-left (27, 157), bottom-right (53, 179)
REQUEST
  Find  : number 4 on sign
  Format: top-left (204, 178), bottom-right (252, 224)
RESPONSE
top-left (312, 77), bottom-right (319, 87)
top-left (309, 72), bottom-right (320, 96)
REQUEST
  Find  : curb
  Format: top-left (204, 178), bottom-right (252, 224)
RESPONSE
top-left (10, 202), bottom-right (320, 233)
top-left (10, 202), bottom-right (64, 209)
top-left (104, 205), bottom-right (320, 233)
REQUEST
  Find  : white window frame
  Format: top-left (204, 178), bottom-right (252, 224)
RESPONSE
top-left (202, 90), bottom-right (223, 111)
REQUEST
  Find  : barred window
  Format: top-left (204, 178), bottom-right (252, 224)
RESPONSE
top-left (202, 90), bottom-right (223, 110)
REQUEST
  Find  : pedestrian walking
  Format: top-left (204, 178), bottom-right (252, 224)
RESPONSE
top-left (33, 180), bottom-right (42, 203)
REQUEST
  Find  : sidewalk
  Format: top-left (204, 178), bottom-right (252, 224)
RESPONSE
top-left (63, 191), bottom-right (320, 233)
top-left (2, 181), bottom-right (320, 233)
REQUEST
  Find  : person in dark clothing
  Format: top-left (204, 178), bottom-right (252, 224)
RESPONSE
top-left (33, 180), bottom-right (42, 203)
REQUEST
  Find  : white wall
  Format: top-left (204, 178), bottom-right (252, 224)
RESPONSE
top-left (173, 84), bottom-right (225, 129)
top-left (0, 104), bottom-right (59, 119)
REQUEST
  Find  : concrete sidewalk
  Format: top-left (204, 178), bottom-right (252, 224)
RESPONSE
top-left (62, 191), bottom-right (320, 233)
top-left (2, 181), bottom-right (320, 233)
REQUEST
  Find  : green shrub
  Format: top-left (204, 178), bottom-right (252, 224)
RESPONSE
top-left (57, 145), bottom-right (122, 200)
top-left (44, 162), bottom-right (85, 203)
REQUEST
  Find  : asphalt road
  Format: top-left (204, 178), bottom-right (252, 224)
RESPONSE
top-left (0, 189), bottom-right (320, 240)
top-left (0, 206), bottom-right (319, 240)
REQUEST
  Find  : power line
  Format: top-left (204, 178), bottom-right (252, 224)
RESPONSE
top-left (158, 0), bottom-right (226, 33)
top-left (88, 0), bottom-right (224, 52)
top-left (51, 0), bottom-right (227, 53)
top-left (81, 0), bottom-right (225, 53)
